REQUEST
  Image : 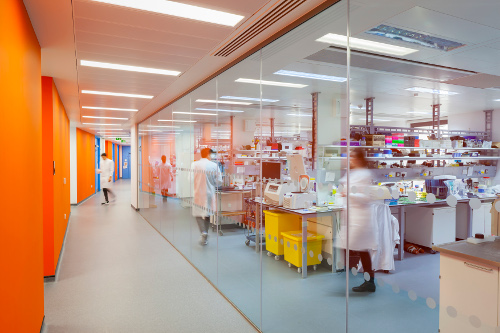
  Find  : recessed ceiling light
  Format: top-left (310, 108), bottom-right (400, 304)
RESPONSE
top-left (158, 119), bottom-right (197, 123)
top-left (317, 33), bottom-right (418, 56)
top-left (235, 78), bottom-right (307, 88)
top-left (350, 106), bottom-right (366, 110)
top-left (82, 123), bottom-right (121, 126)
top-left (195, 108), bottom-right (244, 113)
top-left (83, 106), bottom-right (139, 112)
top-left (81, 90), bottom-right (153, 99)
top-left (91, 0), bottom-right (244, 27)
top-left (275, 70), bottom-right (346, 82)
top-left (147, 125), bottom-right (181, 128)
top-left (287, 114), bottom-right (313, 117)
top-left (405, 87), bottom-right (459, 95)
top-left (81, 60), bottom-right (181, 76)
top-left (82, 116), bottom-right (128, 120)
top-left (140, 130), bottom-right (161, 132)
top-left (494, 99), bottom-right (500, 101)
top-left (172, 111), bottom-right (217, 116)
top-left (220, 96), bottom-right (279, 103)
top-left (409, 111), bottom-right (432, 115)
top-left (195, 99), bottom-right (252, 105)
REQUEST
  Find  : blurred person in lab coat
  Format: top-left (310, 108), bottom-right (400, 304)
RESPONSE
top-left (338, 148), bottom-right (378, 292)
top-left (159, 155), bottom-right (173, 198)
top-left (192, 148), bottom-right (222, 245)
top-left (96, 153), bottom-right (116, 205)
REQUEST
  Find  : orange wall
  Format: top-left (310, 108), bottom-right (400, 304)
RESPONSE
top-left (42, 77), bottom-right (71, 277)
top-left (42, 77), bottom-right (55, 276)
top-left (52, 79), bottom-right (71, 274)
top-left (0, 0), bottom-right (44, 331)
top-left (77, 128), bottom-right (96, 202)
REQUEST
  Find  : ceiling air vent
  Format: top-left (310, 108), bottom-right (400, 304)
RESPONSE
top-left (213, 0), bottom-right (307, 57)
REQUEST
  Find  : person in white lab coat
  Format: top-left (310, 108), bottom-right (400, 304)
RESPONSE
top-left (159, 155), bottom-right (173, 198)
top-left (192, 148), bottom-right (222, 245)
top-left (338, 148), bottom-right (378, 292)
top-left (97, 153), bottom-right (116, 205)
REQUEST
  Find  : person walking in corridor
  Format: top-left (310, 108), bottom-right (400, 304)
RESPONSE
top-left (191, 148), bottom-right (222, 245)
top-left (97, 153), bottom-right (116, 205)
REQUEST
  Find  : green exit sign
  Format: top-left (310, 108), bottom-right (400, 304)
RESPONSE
top-left (116, 137), bottom-right (121, 140)
top-left (121, 140), bottom-right (125, 143)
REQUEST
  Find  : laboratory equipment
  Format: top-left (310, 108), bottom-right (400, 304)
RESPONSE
top-left (264, 182), bottom-right (295, 206)
top-left (287, 154), bottom-right (307, 183)
top-left (262, 161), bottom-right (281, 180)
top-left (283, 192), bottom-right (316, 209)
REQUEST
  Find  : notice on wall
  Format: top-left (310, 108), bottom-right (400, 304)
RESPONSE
top-left (124, 161), bottom-right (128, 169)
top-left (325, 172), bottom-right (336, 182)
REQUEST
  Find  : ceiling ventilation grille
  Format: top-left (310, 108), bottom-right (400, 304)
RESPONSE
top-left (213, 0), bottom-right (307, 57)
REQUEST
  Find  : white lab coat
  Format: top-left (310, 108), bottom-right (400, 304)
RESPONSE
top-left (191, 158), bottom-right (222, 218)
top-left (159, 162), bottom-right (172, 190)
top-left (367, 204), bottom-right (400, 271)
top-left (98, 158), bottom-right (114, 188)
top-left (337, 168), bottom-right (378, 251)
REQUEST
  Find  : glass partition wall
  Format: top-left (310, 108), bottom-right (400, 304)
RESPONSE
top-left (138, 0), bottom-right (500, 332)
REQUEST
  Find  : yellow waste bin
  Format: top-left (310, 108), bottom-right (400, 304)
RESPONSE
top-left (281, 230), bottom-right (324, 273)
top-left (264, 210), bottom-right (301, 260)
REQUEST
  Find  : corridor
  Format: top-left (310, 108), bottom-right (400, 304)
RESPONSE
top-left (42, 180), bottom-right (257, 333)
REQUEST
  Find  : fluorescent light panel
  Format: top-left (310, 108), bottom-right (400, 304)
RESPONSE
top-left (357, 118), bottom-right (391, 122)
top-left (81, 90), bottom-right (153, 99)
top-left (91, 0), bottom-right (244, 27)
top-left (317, 33), bottom-right (418, 56)
top-left (287, 114), bottom-right (312, 117)
top-left (83, 106), bottom-right (138, 112)
top-left (82, 123), bottom-right (120, 126)
top-left (405, 87), bottom-right (459, 95)
top-left (220, 96), bottom-right (279, 103)
top-left (172, 111), bottom-right (217, 116)
top-left (82, 116), bottom-right (128, 120)
top-left (158, 119), bottom-right (197, 123)
top-left (275, 70), bottom-right (346, 82)
top-left (147, 125), bottom-right (181, 128)
top-left (195, 99), bottom-right (251, 105)
top-left (90, 128), bottom-right (123, 130)
top-left (81, 60), bottom-right (180, 76)
top-left (196, 108), bottom-right (244, 113)
top-left (235, 78), bottom-right (307, 88)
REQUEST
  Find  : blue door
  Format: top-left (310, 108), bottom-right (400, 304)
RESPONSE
top-left (122, 146), bottom-right (131, 179)
top-left (95, 137), bottom-right (100, 192)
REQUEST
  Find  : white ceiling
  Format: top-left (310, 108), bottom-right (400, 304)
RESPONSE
top-left (144, 0), bottom-right (500, 136)
top-left (23, 0), bottom-right (500, 142)
top-left (23, 0), bottom-right (333, 144)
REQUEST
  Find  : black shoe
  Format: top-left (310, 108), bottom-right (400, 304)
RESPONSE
top-left (101, 201), bottom-right (109, 205)
top-left (352, 280), bottom-right (376, 292)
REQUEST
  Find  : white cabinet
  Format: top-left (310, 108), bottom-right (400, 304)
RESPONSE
top-left (406, 207), bottom-right (456, 248)
top-left (457, 202), bottom-right (492, 239)
top-left (440, 254), bottom-right (499, 332)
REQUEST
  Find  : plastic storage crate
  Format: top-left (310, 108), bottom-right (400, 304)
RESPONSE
top-left (425, 179), bottom-right (451, 199)
top-left (281, 230), bottom-right (324, 273)
top-left (264, 210), bottom-right (301, 259)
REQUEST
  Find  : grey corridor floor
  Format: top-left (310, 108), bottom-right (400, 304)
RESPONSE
top-left (42, 180), bottom-right (257, 333)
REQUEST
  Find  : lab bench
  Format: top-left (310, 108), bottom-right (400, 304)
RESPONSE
top-left (433, 238), bottom-right (500, 332)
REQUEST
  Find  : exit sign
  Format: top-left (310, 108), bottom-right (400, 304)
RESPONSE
top-left (116, 137), bottom-right (121, 140)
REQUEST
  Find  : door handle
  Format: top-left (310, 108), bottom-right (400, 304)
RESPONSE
top-left (464, 262), bottom-right (494, 273)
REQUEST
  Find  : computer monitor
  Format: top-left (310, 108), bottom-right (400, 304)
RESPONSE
top-left (287, 154), bottom-right (306, 183)
top-left (262, 162), bottom-right (281, 181)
